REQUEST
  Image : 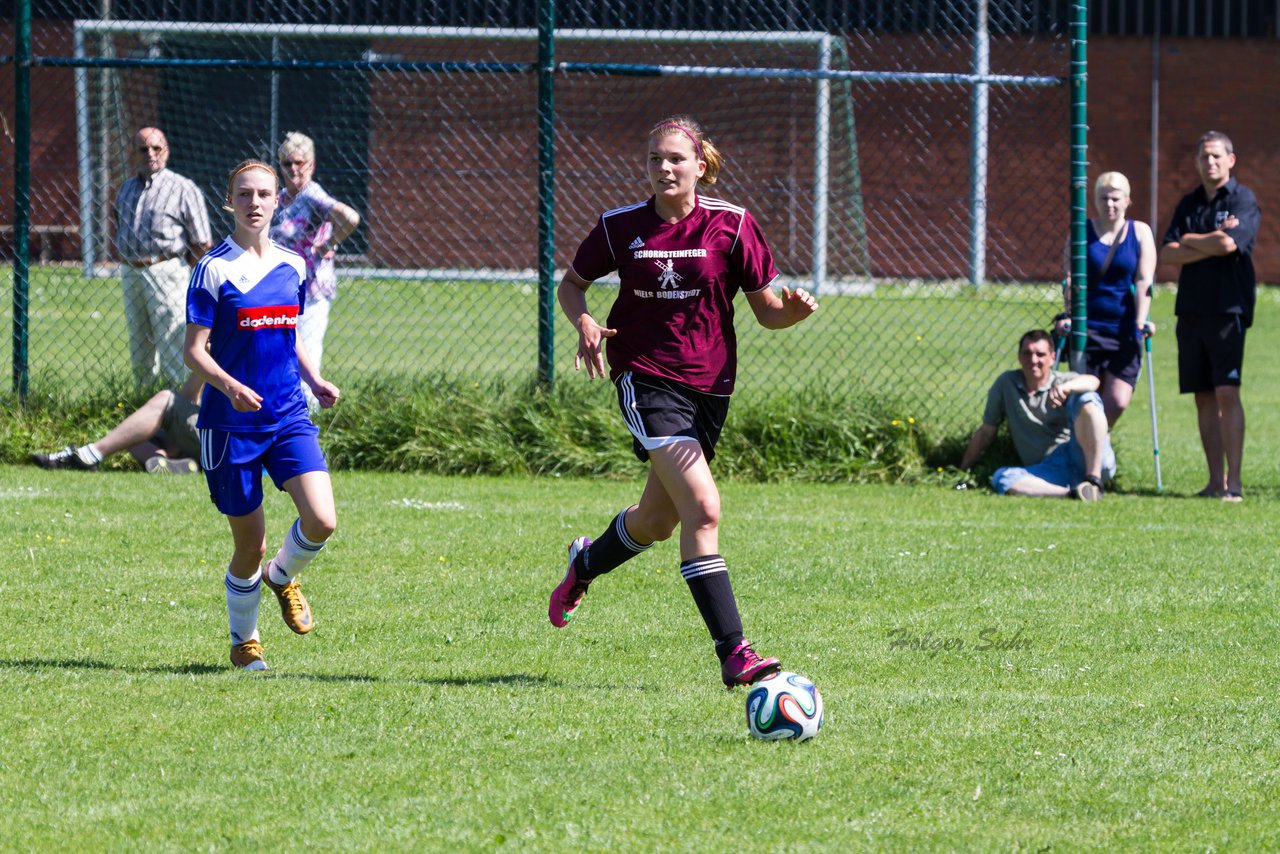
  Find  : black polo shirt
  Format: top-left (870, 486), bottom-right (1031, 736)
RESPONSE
top-left (1163, 177), bottom-right (1261, 326)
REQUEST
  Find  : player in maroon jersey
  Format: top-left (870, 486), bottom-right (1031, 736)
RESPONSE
top-left (548, 115), bottom-right (818, 688)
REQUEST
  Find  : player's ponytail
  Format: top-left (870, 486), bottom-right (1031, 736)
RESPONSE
top-left (223, 159), bottom-right (278, 212)
top-left (698, 137), bottom-right (723, 187)
top-left (650, 115), bottom-right (722, 187)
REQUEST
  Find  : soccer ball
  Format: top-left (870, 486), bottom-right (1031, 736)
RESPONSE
top-left (745, 671), bottom-right (824, 741)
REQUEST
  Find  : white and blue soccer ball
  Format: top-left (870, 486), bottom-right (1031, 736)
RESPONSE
top-left (745, 671), bottom-right (824, 742)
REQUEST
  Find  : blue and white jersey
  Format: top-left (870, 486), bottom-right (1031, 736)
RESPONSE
top-left (187, 237), bottom-right (309, 432)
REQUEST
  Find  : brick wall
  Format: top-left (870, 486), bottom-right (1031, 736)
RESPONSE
top-left (1087, 37), bottom-right (1278, 282)
top-left (3, 26), bottom-right (1276, 283)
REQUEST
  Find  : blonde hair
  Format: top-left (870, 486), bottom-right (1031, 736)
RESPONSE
top-left (650, 115), bottom-right (723, 187)
top-left (222, 159), bottom-right (278, 211)
top-left (277, 131), bottom-right (315, 165)
top-left (1094, 171), bottom-right (1131, 198)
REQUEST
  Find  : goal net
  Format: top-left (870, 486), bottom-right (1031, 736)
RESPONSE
top-left (74, 22), bottom-right (869, 288)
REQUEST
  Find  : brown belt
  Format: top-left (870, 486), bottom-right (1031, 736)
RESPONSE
top-left (123, 255), bottom-right (181, 268)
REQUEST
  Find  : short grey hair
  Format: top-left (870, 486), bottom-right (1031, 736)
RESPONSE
top-left (277, 131), bottom-right (315, 164)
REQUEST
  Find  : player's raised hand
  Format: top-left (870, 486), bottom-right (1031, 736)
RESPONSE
top-left (574, 316), bottom-right (618, 379)
top-left (780, 286), bottom-right (819, 322)
top-left (229, 382), bottom-right (263, 412)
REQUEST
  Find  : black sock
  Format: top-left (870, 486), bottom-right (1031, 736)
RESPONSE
top-left (577, 508), bottom-right (652, 581)
top-left (681, 555), bottom-right (744, 661)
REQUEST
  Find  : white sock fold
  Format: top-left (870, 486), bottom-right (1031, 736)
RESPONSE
top-left (79, 444), bottom-right (104, 465)
top-left (225, 568), bottom-right (262, 645)
top-left (269, 518), bottom-right (326, 585)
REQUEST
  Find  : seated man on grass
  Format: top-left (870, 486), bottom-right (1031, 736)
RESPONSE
top-left (31, 374), bottom-right (202, 474)
top-left (960, 329), bottom-right (1116, 500)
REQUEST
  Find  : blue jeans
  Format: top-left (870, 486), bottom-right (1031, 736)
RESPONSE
top-left (992, 392), bottom-right (1117, 494)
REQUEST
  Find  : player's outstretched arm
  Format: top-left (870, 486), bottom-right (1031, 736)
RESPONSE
top-left (558, 269), bottom-right (616, 379)
top-left (746, 284), bottom-right (819, 330)
top-left (297, 338), bottom-right (340, 408)
top-left (183, 323), bottom-right (262, 412)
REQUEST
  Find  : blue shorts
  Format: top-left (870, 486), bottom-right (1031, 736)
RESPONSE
top-left (991, 392), bottom-right (1117, 494)
top-left (199, 417), bottom-right (328, 517)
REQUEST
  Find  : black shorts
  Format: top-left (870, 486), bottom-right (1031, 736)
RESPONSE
top-left (1083, 327), bottom-right (1142, 387)
top-left (1176, 314), bottom-right (1246, 394)
top-left (616, 371), bottom-right (730, 462)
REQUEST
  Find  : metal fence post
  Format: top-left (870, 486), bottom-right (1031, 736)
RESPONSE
top-left (13, 0), bottom-right (33, 401)
top-left (1069, 1), bottom-right (1089, 371)
top-left (536, 0), bottom-right (556, 387)
top-left (968, 0), bottom-right (989, 287)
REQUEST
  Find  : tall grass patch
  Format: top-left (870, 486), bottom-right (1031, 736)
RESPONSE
top-left (1, 375), bottom-right (931, 482)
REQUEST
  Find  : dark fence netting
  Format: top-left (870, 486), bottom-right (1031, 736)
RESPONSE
top-left (4, 1), bottom-right (1071, 440)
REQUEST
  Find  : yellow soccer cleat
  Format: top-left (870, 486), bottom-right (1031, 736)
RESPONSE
top-left (230, 639), bottom-right (268, 671)
top-left (262, 561), bottom-right (315, 635)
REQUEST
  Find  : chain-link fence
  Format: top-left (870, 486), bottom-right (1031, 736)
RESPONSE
top-left (3, 1), bottom-right (1075, 441)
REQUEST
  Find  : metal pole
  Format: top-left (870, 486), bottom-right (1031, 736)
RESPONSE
top-left (1149, 4), bottom-right (1161, 230)
top-left (1068, 1), bottom-right (1088, 372)
top-left (811, 34), bottom-right (830, 295)
top-left (535, 0), bottom-right (555, 386)
top-left (95, 0), bottom-right (113, 280)
top-left (270, 37), bottom-right (280, 154)
top-left (967, 0), bottom-right (989, 286)
top-left (13, 0), bottom-right (32, 400)
top-left (1144, 335), bottom-right (1163, 492)
top-left (75, 27), bottom-right (95, 276)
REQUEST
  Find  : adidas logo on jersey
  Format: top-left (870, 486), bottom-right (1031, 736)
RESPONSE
top-left (237, 305), bottom-right (299, 330)
top-left (628, 236), bottom-right (645, 250)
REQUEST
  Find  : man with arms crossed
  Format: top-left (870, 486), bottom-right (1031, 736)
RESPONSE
top-left (1160, 130), bottom-right (1261, 502)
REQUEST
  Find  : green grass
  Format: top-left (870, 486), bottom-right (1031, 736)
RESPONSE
top-left (1, 468), bottom-right (1278, 849)
top-left (5, 271), bottom-right (1280, 847)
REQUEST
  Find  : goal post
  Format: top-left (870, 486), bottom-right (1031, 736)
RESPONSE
top-left (71, 21), bottom-right (868, 294)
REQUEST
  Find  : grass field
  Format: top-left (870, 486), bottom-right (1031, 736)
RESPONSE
top-left (5, 271), bottom-right (1280, 848)
top-left (2, 467), bottom-right (1278, 850)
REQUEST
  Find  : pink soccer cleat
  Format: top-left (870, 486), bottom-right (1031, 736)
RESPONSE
top-left (549, 537), bottom-right (592, 628)
top-left (720, 639), bottom-right (782, 689)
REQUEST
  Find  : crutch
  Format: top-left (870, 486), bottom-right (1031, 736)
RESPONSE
top-left (1142, 329), bottom-right (1163, 492)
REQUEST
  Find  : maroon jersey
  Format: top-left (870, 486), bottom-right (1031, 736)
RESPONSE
top-left (570, 195), bottom-right (779, 394)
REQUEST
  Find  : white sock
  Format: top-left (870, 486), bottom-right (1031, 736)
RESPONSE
top-left (225, 568), bottom-right (262, 645)
top-left (268, 518), bottom-right (326, 585)
top-left (78, 444), bottom-right (103, 465)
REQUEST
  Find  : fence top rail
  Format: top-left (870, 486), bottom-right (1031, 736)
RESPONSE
top-left (559, 62), bottom-right (1063, 86)
top-left (72, 21), bottom-right (834, 44)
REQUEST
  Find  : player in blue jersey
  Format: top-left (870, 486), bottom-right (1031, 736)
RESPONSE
top-left (184, 159), bottom-right (340, 671)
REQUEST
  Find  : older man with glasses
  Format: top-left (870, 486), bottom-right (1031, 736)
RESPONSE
top-left (115, 126), bottom-right (213, 388)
